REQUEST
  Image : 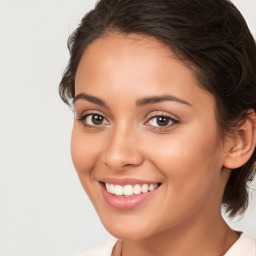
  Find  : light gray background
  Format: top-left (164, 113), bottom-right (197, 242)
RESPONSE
top-left (0, 1), bottom-right (255, 255)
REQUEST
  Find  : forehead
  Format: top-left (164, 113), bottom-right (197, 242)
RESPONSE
top-left (76, 33), bottom-right (176, 86)
top-left (75, 33), bottom-right (214, 111)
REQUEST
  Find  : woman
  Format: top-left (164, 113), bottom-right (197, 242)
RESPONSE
top-left (59, 0), bottom-right (256, 255)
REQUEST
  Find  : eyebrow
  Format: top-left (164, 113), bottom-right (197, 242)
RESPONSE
top-left (73, 93), bottom-right (107, 107)
top-left (73, 93), bottom-right (191, 107)
top-left (136, 95), bottom-right (191, 107)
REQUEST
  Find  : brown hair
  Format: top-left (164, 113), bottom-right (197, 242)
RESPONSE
top-left (59, 0), bottom-right (256, 217)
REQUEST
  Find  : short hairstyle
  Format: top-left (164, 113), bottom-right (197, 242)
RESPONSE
top-left (59, 0), bottom-right (256, 217)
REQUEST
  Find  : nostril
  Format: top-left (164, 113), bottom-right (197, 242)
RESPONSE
top-left (102, 136), bottom-right (144, 170)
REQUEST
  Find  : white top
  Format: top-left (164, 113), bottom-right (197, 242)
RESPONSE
top-left (68, 233), bottom-right (256, 256)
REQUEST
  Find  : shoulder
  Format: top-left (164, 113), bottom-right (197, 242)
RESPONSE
top-left (67, 240), bottom-right (118, 256)
top-left (225, 233), bottom-right (256, 256)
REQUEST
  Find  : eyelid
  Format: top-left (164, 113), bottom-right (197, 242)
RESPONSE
top-left (75, 109), bottom-right (179, 130)
top-left (76, 109), bottom-right (109, 120)
top-left (76, 110), bottom-right (110, 127)
top-left (144, 111), bottom-right (179, 129)
top-left (145, 111), bottom-right (179, 122)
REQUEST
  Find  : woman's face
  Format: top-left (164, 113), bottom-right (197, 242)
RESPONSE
top-left (72, 33), bottom-right (230, 239)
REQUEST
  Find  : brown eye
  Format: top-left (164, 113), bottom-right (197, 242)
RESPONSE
top-left (92, 114), bottom-right (104, 125)
top-left (78, 114), bottom-right (109, 126)
top-left (147, 115), bottom-right (178, 128)
top-left (156, 116), bottom-right (169, 126)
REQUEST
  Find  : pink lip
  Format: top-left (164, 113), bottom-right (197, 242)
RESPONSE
top-left (100, 182), bottom-right (160, 210)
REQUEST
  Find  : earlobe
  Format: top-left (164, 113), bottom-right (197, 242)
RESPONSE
top-left (223, 110), bottom-right (256, 169)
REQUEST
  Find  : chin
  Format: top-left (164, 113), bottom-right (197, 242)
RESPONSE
top-left (99, 214), bottom-right (159, 240)
top-left (106, 226), bottom-right (152, 240)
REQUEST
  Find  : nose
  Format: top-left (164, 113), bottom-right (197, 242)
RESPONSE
top-left (102, 126), bottom-right (144, 171)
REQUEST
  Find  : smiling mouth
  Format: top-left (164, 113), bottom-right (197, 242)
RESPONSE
top-left (104, 182), bottom-right (161, 197)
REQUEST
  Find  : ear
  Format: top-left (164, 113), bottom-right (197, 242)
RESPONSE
top-left (223, 109), bottom-right (256, 169)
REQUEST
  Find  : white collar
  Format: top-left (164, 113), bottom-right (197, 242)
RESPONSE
top-left (224, 233), bottom-right (256, 256)
top-left (69, 234), bottom-right (256, 256)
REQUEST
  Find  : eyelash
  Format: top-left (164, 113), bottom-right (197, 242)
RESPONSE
top-left (76, 113), bottom-right (109, 129)
top-left (76, 113), bottom-right (179, 130)
top-left (145, 114), bottom-right (179, 130)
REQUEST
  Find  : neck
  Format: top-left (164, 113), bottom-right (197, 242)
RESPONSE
top-left (120, 214), bottom-right (239, 256)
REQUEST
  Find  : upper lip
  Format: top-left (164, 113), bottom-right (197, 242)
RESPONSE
top-left (98, 177), bottom-right (161, 186)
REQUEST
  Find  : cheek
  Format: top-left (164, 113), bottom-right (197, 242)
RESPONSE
top-left (145, 124), bottom-right (223, 207)
top-left (146, 128), bottom-right (220, 174)
top-left (71, 125), bottom-right (100, 179)
top-left (153, 140), bottom-right (220, 190)
top-left (70, 125), bottom-right (106, 205)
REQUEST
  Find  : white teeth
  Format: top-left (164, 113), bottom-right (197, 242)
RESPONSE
top-left (124, 185), bottom-right (133, 196)
top-left (149, 184), bottom-right (155, 191)
top-left (141, 184), bottom-right (148, 193)
top-left (114, 185), bottom-right (123, 196)
top-left (134, 184), bottom-right (142, 195)
top-left (110, 184), bottom-right (115, 194)
top-left (105, 182), bottom-right (159, 196)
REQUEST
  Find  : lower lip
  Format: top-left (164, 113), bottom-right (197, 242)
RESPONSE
top-left (100, 183), bottom-right (159, 210)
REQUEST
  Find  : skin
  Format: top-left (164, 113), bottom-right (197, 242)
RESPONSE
top-left (72, 33), bottom-right (240, 256)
